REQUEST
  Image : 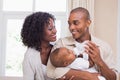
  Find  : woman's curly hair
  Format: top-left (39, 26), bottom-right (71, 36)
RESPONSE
top-left (21, 12), bottom-right (55, 51)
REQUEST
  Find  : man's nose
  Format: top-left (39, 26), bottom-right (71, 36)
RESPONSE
top-left (69, 24), bottom-right (75, 30)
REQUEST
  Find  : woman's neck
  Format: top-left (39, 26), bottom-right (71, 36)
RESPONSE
top-left (40, 41), bottom-right (52, 55)
top-left (40, 41), bottom-right (52, 65)
top-left (40, 41), bottom-right (50, 49)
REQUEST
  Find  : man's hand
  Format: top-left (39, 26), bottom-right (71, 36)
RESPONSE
top-left (57, 70), bottom-right (100, 80)
top-left (85, 41), bottom-right (103, 66)
top-left (74, 71), bottom-right (100, 80)
top-left (89, 56), bottom-right (95, 68)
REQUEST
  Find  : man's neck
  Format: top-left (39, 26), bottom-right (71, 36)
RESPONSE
top-left (76, 32), bottom-right (91, 43)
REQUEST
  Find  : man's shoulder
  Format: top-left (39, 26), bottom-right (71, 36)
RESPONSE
top-left (52, 36), bottom-right (75, 50)
top-left (59, 36), bottom-right (73, 40)
top-left (92, 35), bottom-right (111, 49)
top-left (57, 36), bottom-right (75, 45)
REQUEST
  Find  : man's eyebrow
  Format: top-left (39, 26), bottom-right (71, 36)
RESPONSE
top-left (73, 20), bottom-right (79, 23)
top-left (73, 20), bottom-right (79, 22)
top-left (73, 20), bottom-right (80, 24)
top-left (68, 20), bottom-right (79, 22)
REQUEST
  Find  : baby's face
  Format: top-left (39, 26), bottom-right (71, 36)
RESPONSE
top-left (59, 47), bottom-right (76, 64)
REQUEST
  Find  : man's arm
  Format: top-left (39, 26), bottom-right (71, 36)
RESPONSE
top-left (97, 59), bottom-right (116, 80)
top-left (85, 41), bottom-right (116, 80)
top-left (57, 69), bottom-right (99, 80)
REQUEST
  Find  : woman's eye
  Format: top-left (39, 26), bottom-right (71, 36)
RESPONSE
top-left (48, 26), bottom-right (55, 30)
top-left (48, 27), bottom-right (52, 30)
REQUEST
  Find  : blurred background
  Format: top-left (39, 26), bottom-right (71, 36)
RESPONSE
top-left (0, 0), bottom-right (120, 80)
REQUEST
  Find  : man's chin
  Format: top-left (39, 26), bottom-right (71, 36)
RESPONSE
top-left (72, 35), bottom-right (79, 39)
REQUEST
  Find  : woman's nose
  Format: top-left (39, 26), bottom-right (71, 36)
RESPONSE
top-left (53, 28), bottom-right (57, 34)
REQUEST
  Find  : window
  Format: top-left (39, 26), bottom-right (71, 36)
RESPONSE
top-left (3, 0), bottom-right (33, 11)
top-left (35, 0), bottom-right (66, 12)
top-left (5, 19), bottom-right (25, 76)
top-left (0, 0), bottom-right (68, 77)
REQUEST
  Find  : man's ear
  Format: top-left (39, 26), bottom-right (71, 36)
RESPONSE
top-left (86, 19), bottom-right (91, 27)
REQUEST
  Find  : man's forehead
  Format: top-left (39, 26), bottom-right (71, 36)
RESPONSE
top-left (68, 19), bottom-right (79, 23)
top-left (69, 12), bottom-right (86, 20)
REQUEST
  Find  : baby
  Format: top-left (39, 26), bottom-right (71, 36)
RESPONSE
top-left (50, 41), bottom-right (106, 80)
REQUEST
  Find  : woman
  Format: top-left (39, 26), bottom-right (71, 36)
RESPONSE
top-left (21, 12), bottom-right (57, 80)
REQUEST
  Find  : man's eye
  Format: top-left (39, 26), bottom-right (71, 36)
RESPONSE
top-left (73, 21), bottom-right (79, 25)
top-left (68, 21), bottom-right (71, 26)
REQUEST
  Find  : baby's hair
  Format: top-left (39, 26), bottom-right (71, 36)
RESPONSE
top-left (50, 48), bottom-right (65, 67)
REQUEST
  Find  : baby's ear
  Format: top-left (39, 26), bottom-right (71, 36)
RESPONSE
top-left (63, 62), bottom-right (70, 67)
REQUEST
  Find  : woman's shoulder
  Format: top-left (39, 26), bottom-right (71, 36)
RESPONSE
top-left (24, 47), bottom-right (40, 59)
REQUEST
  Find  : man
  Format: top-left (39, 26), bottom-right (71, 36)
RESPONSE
top-left (47, 7), bottom-right (119, 80)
